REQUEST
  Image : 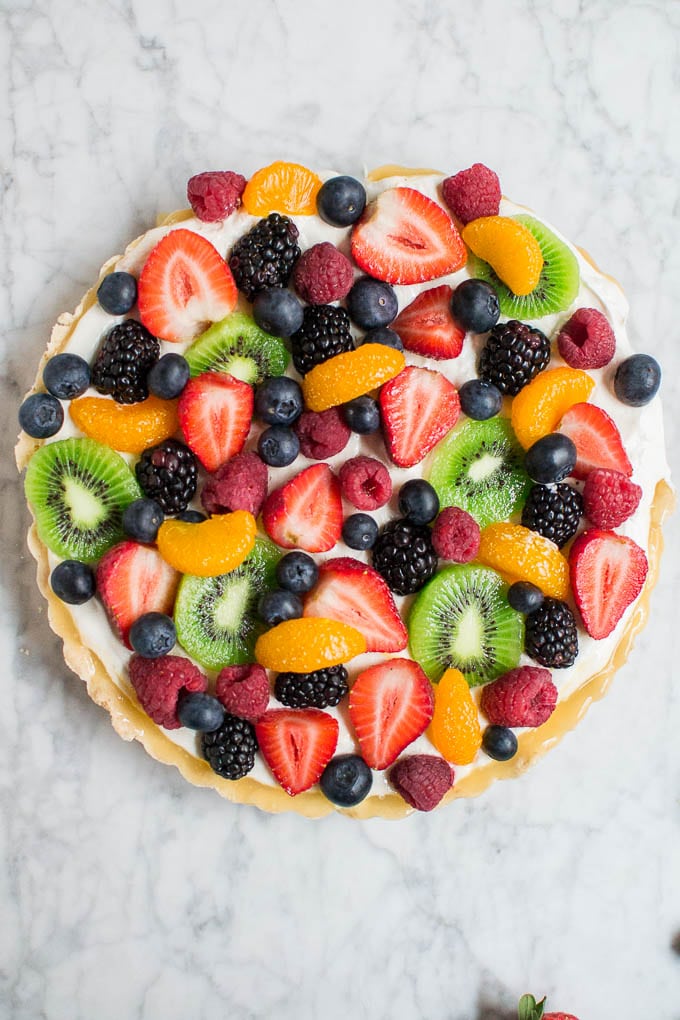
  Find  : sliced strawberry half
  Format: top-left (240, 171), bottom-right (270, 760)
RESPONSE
top-left (262, 463), bottom-right (342, 553)
top-left (379, 365), bottom-right (460, 467)
top-left (392, 285), bottom-right (465, 359)
top-left (559, 402), bottom-right (632, 479)
top-left (303, 557), bottom-right (408, 653)
top-left (348, 659), bottom-right (434, 770)
top-left (255, 708), bottom-right (339, 796)
top-left (178, 372), bottom-right (253, 473)
top-left (96, 540), bottom-right (179, 647)
top-left (569, 529), bottom-right (648, 639)
top-left (138, 228), bottom-right (237, 342)
top-left (351, 187), bottom-right (467, 285)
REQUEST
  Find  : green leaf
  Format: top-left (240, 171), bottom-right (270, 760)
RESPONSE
top-left (518, 994), bottom-right (545, 1020)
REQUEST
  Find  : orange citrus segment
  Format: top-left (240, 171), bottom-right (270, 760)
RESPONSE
top-left (477, 523), bottom-right (570, 600)
top-left (511, 367), bottom-right (595, 449)
top-left (254, 618), bottom-right (366, 672)
top-left (462, 215), bottom-right (544, 295)
top-left (69, 395), bottom-right (179, 454)
top-left (242, 161), bottom-right (322, 216)
top-left (157, 511), bottom-right (256, 576)
top-left (429, 668), bottom-right (482, 765)
top-left (302, 344), bottom-right (405, 412)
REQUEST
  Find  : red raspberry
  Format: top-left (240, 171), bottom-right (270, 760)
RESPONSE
top-left (582, 468), bottom-right (642, 529)
top-left (292, 242), bottom-right (354, 304)
top-left (339, 456), bottom-right (392, 510)
top-left (294, 407), bottom-right (351, 460)
top-left (441, 163), bottom-right (501, 224)
top-left (432, 506), bottom-right (481, 562)
top-left (129, 654), bottom-right (207, 729)
top-left (201, 451), bottom-right (268, 517)
top-left (187, 171), bottom-right (246, 222)
top-left (389, 754), bottom-right (454, 812)
top-left (216, 663), bottom-right (270, 723)
top-left (481, 666), bottom-right (557, 727)
top-left (557, 307), bottom-right (616, 370)
top-left (545, 1014), bottom-right (580, 1020)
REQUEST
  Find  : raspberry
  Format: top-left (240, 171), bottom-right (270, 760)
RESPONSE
top-left (441, 163), bottom-right (501, 225)
top-left (339, 456), bottom-right (392, 510)
top-left (216, 663), bottom-right (270, 723)
top-left (293, 407), bottom-right (351, 460)
top-left (557, 307), bottom-right (616, 370)
top-left (292, 242), bottom-right (354, 304)
top-left (480, 666), bottom-right (557, 727)
top-left (129, 654), bottom-right (207, 729)
top-left (201, 451), bottom-right (268, 517)
top-left (389, 754), bottom-right (454, 812)
top-left (431, 506), bottom-right (481, 562)
top-left (582, 468), bottom-right (642, 528)
top-left (187, 171), bottom-right (246, 222)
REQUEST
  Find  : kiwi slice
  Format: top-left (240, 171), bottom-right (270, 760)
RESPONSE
top-left (471, 214), bottom-right (580, 318)
top-left (408, 564), bottom-right (524, 686)
top-left (24, 437), bottom-right (141, 563)
top-left (174, 538), bottom-right (280, 670)
top-left (428, 417), bottom-right (531, 529)
top-left (184, 311), bottom-right (289, 384)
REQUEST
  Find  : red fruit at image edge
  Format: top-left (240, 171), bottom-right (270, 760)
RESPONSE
top-left (255, 708), bottom-right (339, 796)
top-left (292, 241), bottom-right (355, 304)
top-left (569, 529), bottom-right (648, 639)
top-left (392, 285), bottom-right (465, 360)
top-left (441, 163), bottom-right (502, 224)
top-left (129, 654), bottom-right (207, 729)
top-left (216, 663), bottom-right (270, 723)
top-left (294, 407), bottom-right (351, 460)
top-left (389, 754), bottom-right (454, 812)
top-left (557, 306), bottom-right (616, 370)
top-left (338, 455), bottom-right (392, 510)
top-left (480, 666), bottom-right (557, 728)
top-left (380, 365), bottom-right (460, 468)
top-left (201, 451), bottom-right (268, 516)
top-left (582, 468), bottom-right (642, 529)
top-left (187, 170), bottom-right (247, 222)
top-left (431, 506), bottom-right (481, 562)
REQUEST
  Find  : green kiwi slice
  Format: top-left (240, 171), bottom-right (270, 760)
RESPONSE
top-left (24, 437), bottom-right (141, 563)
top-left (184, 311), bottom-right (289, 384)
top-left (428, 417), bottom-right (531, 529)
top-left (470, 214), bottom-right (580, 318)
top-left (408, 564), bottom-right (524, 686)
top-left (174, 538), bottom-right (280, 670)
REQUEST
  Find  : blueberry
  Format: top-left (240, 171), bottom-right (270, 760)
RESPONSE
top-left (507, 580), bottom-right (544, 614)
top-left (129, 612), bottom-right (176, 658)
top-left (482, 725), bottom-right (518, 762)
top-left (177, 691), bottom-right (226, 732)
top-left (341, 395), bottom-right (381, 434)
top-left (43, 353), bottom-right (91, 400)
top-left (258, 589), bottom-right (303, 626)
top-left (276, 551), bottom-right (318, 593)
top-left (347, 277), bottom-right (398, 330)
top-left (524, 433), bottom-right (577, 484)
top-left (177, 509), bottom-right (206, 523)
top-left (255, 376), bottom-right (304, 426)
top-left (50, 560), bottom-right (96, 605)
top-left (18, 393), bottom-right (64, 438)
top-left (122, 497), bottom-right (164, 542)
top-left (320, 754), bottom-right (373, 807)
top-left (342, 513), bottom-right (379, 550)
top-left (458, 378), bottom-right (503, 421)
top-left (97, 271), bottom-right (138, 315)
top-left (398, 479), bottom-right (440, 524)
top-left (316, 176), bottom-right (367, 227)
top-left (362, 326), bottom-right (403, 351)
top-left (253, 288), bottom-right (304, 337)
top-left (450, 279), bottom-right (500, 333)
top-left (614, 354), bottom-right (661, 407)
top-left (258, 425), bottom-right (300, 467)
top-left (147, 353), bottom-right (190, 399)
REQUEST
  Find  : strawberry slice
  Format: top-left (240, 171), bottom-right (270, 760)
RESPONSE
top-left (392, 285), bottom-right (465, 359)
top-left (255, 708), bottom-right (339, 795)
top-left (178, 372), bottom-right (253, 473)
top-left (559, 402), bottom-right (632, 479)
top-left (138, 228), bottom-right (237, 342)
top-left (303, 557), bottom-right (408, 653)
top-left (96, 541), bottom-right (179, 647)
top-left (379, 365), bottom-right (460, 467)
top-left (351, 187), bottom-right (467, 285)
top-left (569, 529), bottom-right (648, 639)
top-left (349, 659), bottom-right (434, 770)
top-left (262, 463), bottom-right (342, 553)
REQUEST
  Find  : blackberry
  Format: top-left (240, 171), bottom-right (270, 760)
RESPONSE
top-left (478, 319), bottom-right (550, 395)
top-left (290, 305), bottom-right (354, 375)
top-left (521, 483), bottom-right (583, 548)
top-left (202, 713), bottom-right (258, 780)
top-left (229, 213), bottom-right (301, 300)
top-left (135, 438), bottom-right (198, 514)
top-left (91, 320), bottom-right (160, 404)
top-left (275, 665), bottom-right (349, 709)
top-left (525, 598), bottom-right (579, 668)
top-left (371, 519), bottom-right (438, 595)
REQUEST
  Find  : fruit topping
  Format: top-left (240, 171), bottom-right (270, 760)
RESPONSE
top-left (97, 271), bottom-right (138, 315)
top-left (480, 665), bottom-right (557, 727)
top-left (320, 754), bottom-right (373, 808)
top-left (228, 213), bottom-right (301, 301)
top-left (519, 993), bottom-right (580, 1020)
top-left (524, 432), bottom-right (578, 484)
top-left (477, 522), bottom-right (570, 600)
top-left (389, 754), bottom-right (454, 812)
top-left (362, 326), bottom-right (403, 350)
top-left (521, 483), bottom-right (583, 548)
top-left (507, 580), bottom-right (545, 614)
top-left (482, 725), bottom-right (518, 761)
top-left (463, 216), bottom-right (544, 296)
top-left (43, 353), bottom-right (91, 400)
top-left (255, 708), bottom-right (339, 796)
top-left (202, 714), bottom-right (258, 779)
top-left (372, 519), bottom-right (438, 595)
top-left (341, 395), bottom-right (381, 434)
top-left (511, 367), bottom-right (595, 449)
top-left (380, 364), bottom-right (460, 467)
top-left (304, 343), bottom-right (405, 413)
top-left (258, 589), bottom-right (303, 626)
top-left (255, 617), bottom-right (366, 672)
top-left (18, 393), bottom-right (63, 439)
top-left (255, 376), bottom-right (303, 426)
top-left (392, 285), bottom-right (465, 360)
top-left (339, 456), bottom-right (392, 511)
top-left (316, 175), bottom-right (367, 226)
top-left (177, 371), bottom-right (253, 473)
top-left (614, 353), bottom-right (661, 406)
top-left (129, 653), bottom-right (206, 729)
top-left (582, 468), bottom-right (642, 529)
top-left (50, 560), bottom-right (96, 605)
top-left (556, 307), bottom-right (615, 369)
top-left (275, 551), bottom-right (318, 594)
top-left (341, 513), bottom-right (379, 550)
top-left (262, 463), bottom-right (342, 553)
top-left (257, 425), bottom-right (300, 467)
top-left (524, 598), bottom-right (578, 668)
top-left (478, 319), bottom-right (551, 396)
top-left (91, 320), bottom-right (160, 404)
top-left (135, 438), bottom-right (198, 514)
top-left (242, 161), bottom-right (322, 217)
top-left (201, 451), bottom-right (268, 517)
top-left (458, 378), bottom-right (503, 421)
top-left (157, 511), bottom-right (257, 577)
top-left (450, 278), bottom-right (501, 334)
top-left (292, 242), bottom-right (354, 304)
top-left (215, 663), bottom-right (269, 723)
top-left (96, 540), bottom-right (179, 645)
top-left (176, 692), bottom-right (225, 732)
top-left (429, 667), bottom-right (482, 765)
top-left (441, 163), bottom-right (502, 224)
top-left (186, 170), bottom-right (246, 221)
top-left (290, 304), bottom-right (355, 376)
top-left (431, 506), bottom-right (481, 562)
top-left (274, 665), bottom-right (349, 709)
top-left (349, 658), bottom-right (434, 770)
top-left (69, 395), bottom-right (179, 454)
top-left (398, 479), bottom-right (440, 524)
top-left (293, 407), bottom-right (351, 460)
top-left (346, 277), bottom-right (398, 330)
top-left (184, 312), bottom-right (289, 385)
top-left (569, 529), bottom-right (648, 639)
top-left (252, 288), bottom-right (305, 339)
top-left (128, 611), bottom-right (176, 658)
top-left (558, 402), bottom-right (632, 479)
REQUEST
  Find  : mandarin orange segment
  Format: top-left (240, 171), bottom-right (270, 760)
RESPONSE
top-left (242, 161), bottom-right (322, 216)
top-left (157, 511), bottom-right (256, 577)
top-left (477, 523), bottom-right (570, 600)
top-left (302, 344), bottom-right (405, 412)
top-left (254, 618), bottom-right (367, 672)
top-left (510, 366), bottom-right (595, 449)
top-left (462, 216), bottom-right (544, 295)
top-left (429, 668), bottom-right (482, 765)
top-left (69, 395), bottom-right (179, 454)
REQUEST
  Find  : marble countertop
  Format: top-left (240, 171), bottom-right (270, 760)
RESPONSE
top-left (3, 1), bottom-right (679, 1016)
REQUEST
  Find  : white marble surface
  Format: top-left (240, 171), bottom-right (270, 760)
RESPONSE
top-left (2, 0), bottom-right (680, 1016)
